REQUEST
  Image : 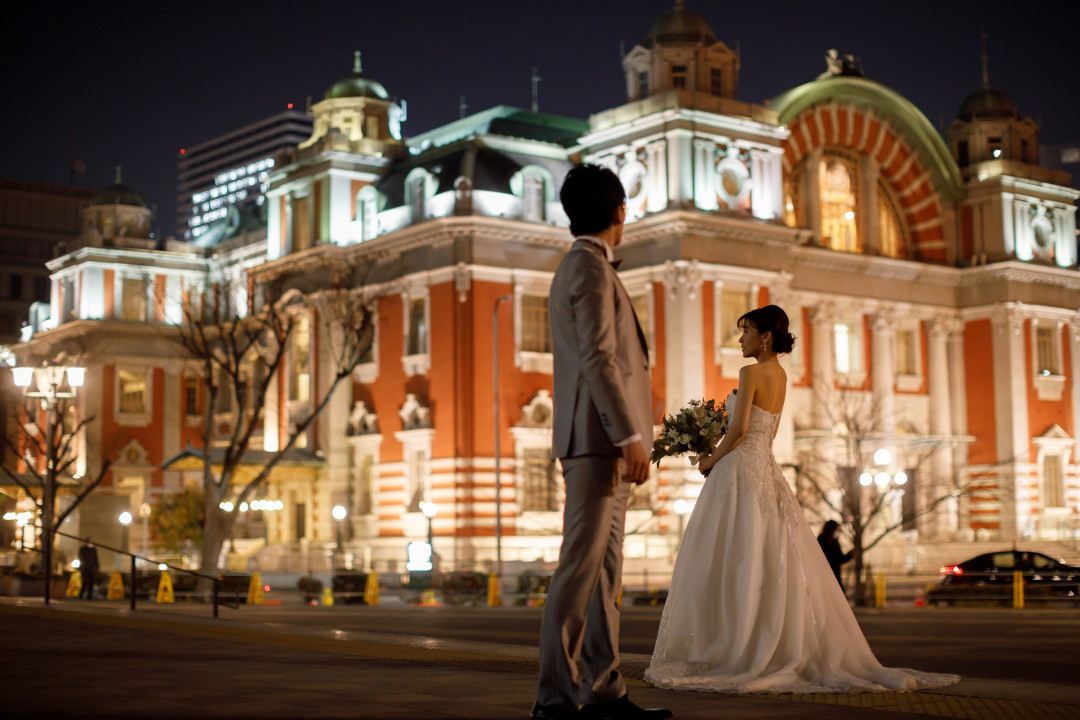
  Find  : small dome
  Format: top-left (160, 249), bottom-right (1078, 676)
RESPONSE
top-left (643, 1), bottom-right (717, 47)
top-left (324, 51), bottom-right (389, 101)
top-left (958, 87), bottom-right (1018, 122)
top-left (91, 167), bottom-right (145, 207)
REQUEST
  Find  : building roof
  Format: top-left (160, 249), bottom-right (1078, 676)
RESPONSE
top-left (958, 87), bottom-right (1019, 122)
top-left (90, 167), bottom-right (145, 207)
top-left (642, 0), bottom-right (717, 47)
top-left (324, 51), bottom-right (389, 101)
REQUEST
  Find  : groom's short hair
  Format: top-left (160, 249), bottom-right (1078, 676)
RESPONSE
top-left (560, 164), bottom-right (626, 237)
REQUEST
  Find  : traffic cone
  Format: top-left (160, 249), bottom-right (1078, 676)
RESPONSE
top-left (247, 572), bottom-right (264, 605)
top-left (914, 584), bottom-right (926, 607)
top-left (65, 571), bottom-right (82, 597)
top-left (363, 571), bottom-right (379, 606)
top-left (107, 572), bottom-right (125, 600)
top-left (322, 586), bottom-right (334, 606)
top-left (487, 572), bottom-right (501, 607)
top-left (156, 572), bottom-right (175, 603)
top-left (420, 588), bottom-right (441, 606)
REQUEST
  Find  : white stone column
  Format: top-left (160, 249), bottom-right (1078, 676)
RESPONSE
top-left (749, 149), bottom-right (771, 220)
top-left (1059, 206), bottom-right (1078, 267)
top-left (693, 139), bottom-right (717, 210)
top-left (860, 156), bottom-right (881, 255)
top-left (162, 360), bottom-right (183, 493)
top-left (926, 318), bottom-right (953, 535)
top-left (1013, 198), bottom-right (1030, 260)
top-left (870, 313), bottom-right (895, 434)
top-left (810, 303), bottom-right (835, 431)
top-left (991, 304), bottom-right (1029, 539)
top-left (662, 261), bottom-right (705, 414)
top-left (946, 322), bottom-right (969, 537)
top-left (1070, 318), bottom-right (1080, 472)
top-left (646, 140), bottom-right (668, 213)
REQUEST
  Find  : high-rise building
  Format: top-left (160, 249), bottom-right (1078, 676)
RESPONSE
top-left (177, 109), bottom-right (313, 241)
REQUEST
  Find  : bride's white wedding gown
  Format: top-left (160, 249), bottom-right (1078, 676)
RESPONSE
top-left (645, 392), bottom-right (960, 694)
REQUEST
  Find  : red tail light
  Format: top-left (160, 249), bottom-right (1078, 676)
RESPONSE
top-left (939, 565), bottom-right (963, 575)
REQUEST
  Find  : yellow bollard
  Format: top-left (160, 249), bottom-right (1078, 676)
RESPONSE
top-left (107, 571), bottom-right (125, 600)
top-left (65, 571), bottom-right (82, 597)
top-left (156, 572), bottom-right (175, 603)
top-left (363, 571), bottom-right (379, 606)
top-left (487, 572), bottom-right (501, 607)
top-left (247, 572), bottom-right (264, 606)
top-left (322, 586), bottom-right (334, 606)
top-left (1012, 570), bottom-right (1024, 609)
top-left (874, 572), bottom-right (887, 608)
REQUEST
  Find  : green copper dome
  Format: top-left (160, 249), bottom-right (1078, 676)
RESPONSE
top-left (325, 51), bottom-right (389, 100)
top-left (91, 166), bottom-right (145, 207)
top-left (958, 87), bottom-right (1018, 122)
top-left (643, 0), bottom-right (717, 47)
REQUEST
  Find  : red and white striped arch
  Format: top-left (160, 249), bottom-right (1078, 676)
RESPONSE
top-left (781, 103), bottom-right (947, 262)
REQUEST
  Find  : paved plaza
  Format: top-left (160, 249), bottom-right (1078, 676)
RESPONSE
top-left (3, 598), bottom-right (1079, 720)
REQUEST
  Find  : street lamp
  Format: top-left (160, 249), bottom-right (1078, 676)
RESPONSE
top-left (332, 504), bottom-right (348, 569)
top-left (119, 511), bottom-right (132, 555)
top-left (419, 500), bottom-right (438, 580)
top-left (13, 363), bottom-right (85, 606)
top-left (491, 294), bottom-right (512, 596)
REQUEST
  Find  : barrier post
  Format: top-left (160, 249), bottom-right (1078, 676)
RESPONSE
top-left (874, 572), bottom-right (886, 608)
top-left (130, 554), bottom-right (137, 611)
top-left (1012, 570), bottom-right (1024, 608)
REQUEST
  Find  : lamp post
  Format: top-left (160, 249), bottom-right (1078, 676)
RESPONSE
top-left (12, 363), bottom-right (84, 606)
top-left (419, 499), bottom-right (437, 579)
top-left (139, 502), bottom-right (151, 559)
top-left (332, 504), bottom-right (347, 569)
top-left (492, 294), bottom-right (511, 595)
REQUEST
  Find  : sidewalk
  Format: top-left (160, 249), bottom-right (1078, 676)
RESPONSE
top-left (4, 597), bottom-right (1079, 720)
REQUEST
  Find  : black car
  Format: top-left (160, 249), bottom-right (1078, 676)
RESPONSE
top-left (927, 550), bottom-right (1080, 607)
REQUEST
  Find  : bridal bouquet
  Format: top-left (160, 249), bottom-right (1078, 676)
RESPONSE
top-left (650, 396), bottom-right (730, 466)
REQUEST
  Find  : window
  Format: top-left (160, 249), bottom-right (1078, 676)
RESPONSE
top-left (34, 277), bottom-right (48, 301)
top-left (288, 315), bottom-right (311, 402)
top-left (896, 328), bottom-right (918, 376)
top-left (214, 374), bottom-right (233, 414)
top-left (720, 288), bottom-right (750, 349)
top-left (1042, 455), bottom-right (1065, 509)
top-left (406, 297), bottom-right (428, 356)
top-left (10, 274), bottom-right (21, 300)
top-left (1036, 326), bottom-right (1059, 376)
top-left (521, 295), bottom-right (551, 353)
top-left (292, 196), bottom-right (311, 251)
top-left (62, 278), bottom-right (75, 320)
top-left (521, 447), bottom-right (558, 512)
top-left (118, 369), bottom-right (147, 415)
top-left (671, 64), bottom-right (687, 90)
top-left (710, 68), bottom-right (723, 96)
top-left (406, 447), bottom-right (427, 512)
top-left (957, 140), bottom-right (969, 166)
top-left (522, 175), bottom-right (545, 222)
top-left (878, 192), bottom-right (907, 259)
top-left (357, 187), bottom-right (379, 241)
top-left (834, 322), bottom-right (863, 375)
top-left (184, 377), bottom-right (200, 415)
top-left (356, 452), bottom-right (374, 515)
top-left (638, 70), bottom-right (648, 98)
top-left (1021, 139), bottom-right (1029, 163)
top-left (121, 276), bottom-right (147, 321)
top-left (820, 155), bottom-right (859, 252)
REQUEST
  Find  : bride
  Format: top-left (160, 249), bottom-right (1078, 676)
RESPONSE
top-left (644, 305), bottom-right (959, 694)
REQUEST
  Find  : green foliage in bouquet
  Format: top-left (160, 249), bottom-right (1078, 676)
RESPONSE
top-left (651, 397), bottom-right (729, 465)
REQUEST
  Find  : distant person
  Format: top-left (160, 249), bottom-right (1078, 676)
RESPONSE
top-left (817, 520), bottom-right (853, 590)
top-left (78, 539), bottom-right (99, 600)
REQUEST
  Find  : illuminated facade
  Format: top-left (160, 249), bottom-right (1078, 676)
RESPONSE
top-left (177, 109), bottom-right (312, 241)
top-left (13, 4), bottom-right (1080, 576)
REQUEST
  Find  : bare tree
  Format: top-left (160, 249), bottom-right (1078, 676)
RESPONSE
top-left (788, 388), bottom-right (1011, 605)
top-left (173, 267), bottom-right (377, 577)
top-left (0, 390), bottom-right (118, 602)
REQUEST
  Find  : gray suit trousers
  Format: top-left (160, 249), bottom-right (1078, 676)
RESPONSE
top-left (536, 455), bottom-right (630, 708)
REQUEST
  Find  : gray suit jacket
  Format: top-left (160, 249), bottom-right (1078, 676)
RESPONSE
top-left (549, 239), bottom-right (652, 460)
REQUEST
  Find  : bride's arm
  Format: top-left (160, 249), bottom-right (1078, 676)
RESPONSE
top-left (699, 367), bottom-right (756, 473)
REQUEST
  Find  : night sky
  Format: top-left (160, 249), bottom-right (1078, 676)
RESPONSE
top-left (3, 0), bottom-right (1078, 238)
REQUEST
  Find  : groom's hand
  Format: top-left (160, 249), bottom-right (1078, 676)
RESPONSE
top-left (621, 442), bottom-right (650, 485)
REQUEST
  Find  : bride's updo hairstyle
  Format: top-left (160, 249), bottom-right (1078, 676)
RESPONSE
top-left (737, 305), bottom-right (796, 354)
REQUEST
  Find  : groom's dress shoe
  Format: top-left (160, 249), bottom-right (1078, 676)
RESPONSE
top-left (530, 702), bottom-right (580, 719)
top-left (580, 694), bottom-right (673, 720)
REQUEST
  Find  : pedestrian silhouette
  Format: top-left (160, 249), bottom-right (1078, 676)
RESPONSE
top-left (817, 520), bottom-right (853, 591)
top-left (77, 539), bottom-right (99, 600)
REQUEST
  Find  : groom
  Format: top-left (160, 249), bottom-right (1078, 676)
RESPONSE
top-left (532, 165), bottom-right (671, 720)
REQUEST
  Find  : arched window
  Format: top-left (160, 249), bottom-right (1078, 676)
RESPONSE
top-left (355, 185), bottom-right (379, 241)
top-left (878, 192), bottom-right (907, 259)
top-left (819, 155), bottom-right (859, 252)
